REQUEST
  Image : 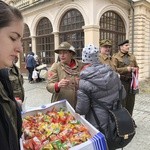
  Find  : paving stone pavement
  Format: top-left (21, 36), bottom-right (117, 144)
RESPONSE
top-left (23, 79), bottom-right (150, 150)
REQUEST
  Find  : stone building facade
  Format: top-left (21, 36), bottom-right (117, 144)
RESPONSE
top-left (4, 0), bottom-right (150, 80)
top-left (131, 0), bottom-right (150, 80)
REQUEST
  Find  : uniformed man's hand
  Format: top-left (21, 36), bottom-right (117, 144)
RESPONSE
top-left (127, 66), bottom-right (137, 72)
top-left (131, 67), bottom-right (137, 72)
top-left (58, 78), bottom-right (69, 88)
top-left (127, 66), bottom-right (132, 72)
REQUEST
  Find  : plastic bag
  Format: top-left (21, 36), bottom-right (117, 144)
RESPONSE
top-left (39, 69), bottom-right (47, 79)
top-left (32, 69), bottom-right (38, 80)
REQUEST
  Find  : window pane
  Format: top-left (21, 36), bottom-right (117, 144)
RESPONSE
top-left (59, 9), bottom-right (85, 59)
top-left (22, 24), bottom-right (31, 62)
top-left (100, 11), bottom-right (126, 54)
top-left (36, 18), bottom-right (54, 65)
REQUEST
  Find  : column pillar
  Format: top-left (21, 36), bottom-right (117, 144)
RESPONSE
top-left (31, 36), bottom-right (36, 54)
top-left (83, 25), bottom-right (100, 47)
top-left (53, 32), bottom-right (59, 62)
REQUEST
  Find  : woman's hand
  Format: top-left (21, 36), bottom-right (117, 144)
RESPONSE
top-left (58, 78), bottom-right (69, 88)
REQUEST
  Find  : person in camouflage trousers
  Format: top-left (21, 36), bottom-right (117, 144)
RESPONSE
top-left (112, 40), bottom-right (139, 116)
top-left (46, 42), bottom-right (84, 109)
top-left (9, 56), bottom-right (25, 108)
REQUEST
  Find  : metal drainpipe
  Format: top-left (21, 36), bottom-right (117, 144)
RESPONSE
top-left (130, 0), bottom-right (135, 54)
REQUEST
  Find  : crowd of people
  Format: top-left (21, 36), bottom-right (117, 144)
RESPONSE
top-left (0, 1), bottom-right (139, 149)
top-left (46, 40), bottom-right (139, 117)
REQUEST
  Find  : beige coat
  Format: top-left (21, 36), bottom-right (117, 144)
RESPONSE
top-left (99, 53), bottom-right (116, 70)
top-left (112, 51), bottom-right (138, 75)
top-left (46, 59), bottom-right (84, 108)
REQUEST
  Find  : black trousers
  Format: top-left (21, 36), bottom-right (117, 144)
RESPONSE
top-left (26, 67), bottom-right (34, 82)
top-left (121, 80), bottom-right (135, 116)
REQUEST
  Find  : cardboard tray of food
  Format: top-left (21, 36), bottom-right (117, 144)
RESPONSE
top-left (20, 100), bottom-right (107, 150)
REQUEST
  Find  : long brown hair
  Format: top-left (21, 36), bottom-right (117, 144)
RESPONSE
top-left (0, 0), bottom-right (23, 28)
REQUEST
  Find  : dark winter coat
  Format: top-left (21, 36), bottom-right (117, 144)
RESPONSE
top-left (0, 69), bottom-right (22, 150)
top-left (76, 63), bottom-right (126, 136)
top-left (26, 55), bottom-right (36, 68)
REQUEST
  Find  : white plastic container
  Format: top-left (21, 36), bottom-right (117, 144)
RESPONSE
top-left (21, 100), bottom-right (107, 150)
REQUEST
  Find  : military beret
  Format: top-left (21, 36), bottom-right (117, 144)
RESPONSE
top-left (99, 39), bottom-right (112, 47)
top-left (118, 40), bottom-right (129, 46)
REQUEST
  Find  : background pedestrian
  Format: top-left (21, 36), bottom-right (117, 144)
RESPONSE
top-left (25, 51), bottom-right (36, 83)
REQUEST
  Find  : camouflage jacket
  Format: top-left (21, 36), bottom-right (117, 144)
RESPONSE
top-left (0, 69), bottom-right (22, 150)
top-left (9, 64), bottom-right (24, 101)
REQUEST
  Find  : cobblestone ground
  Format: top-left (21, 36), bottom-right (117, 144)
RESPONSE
top-left (23, 80), bottom-right (51, 110)
top-left (123, 94), bottom-right (150, 150)
top-left (24, 79), bottom-right (150, 150)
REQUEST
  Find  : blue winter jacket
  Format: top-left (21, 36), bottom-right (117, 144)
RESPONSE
top-left (26, 55), bottom-right (36, 68)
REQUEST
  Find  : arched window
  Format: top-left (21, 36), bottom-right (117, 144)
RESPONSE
top-left (22, 24), bottom-right (31, 62)
top-left (100, 11), bottom-right (126, 54)
top-left (36, 17), bottom-right (54, 65)
top-left (59, 9), bottom-right (85, 59)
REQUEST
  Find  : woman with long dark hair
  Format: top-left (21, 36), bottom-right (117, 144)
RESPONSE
top-left (0, 1), bottom-right (24, 149)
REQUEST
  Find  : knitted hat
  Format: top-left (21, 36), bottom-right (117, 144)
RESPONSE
top-left (54, 42), bottom-right (76, 55)
top-left (82, 44), bottom-right (99, 64)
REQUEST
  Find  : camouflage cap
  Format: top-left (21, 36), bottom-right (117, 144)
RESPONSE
top-left (99, 39), bottom-right (112, 47)
top-left (54, 42), bottom-right (76, 55)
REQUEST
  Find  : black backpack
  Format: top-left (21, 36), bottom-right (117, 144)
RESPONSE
top-left (91, 87), bottom-right (136, 150)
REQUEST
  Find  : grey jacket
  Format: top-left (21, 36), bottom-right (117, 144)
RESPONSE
top-left (76, 63), bottom-right (126, 135)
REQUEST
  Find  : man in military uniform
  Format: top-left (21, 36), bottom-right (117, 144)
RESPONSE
top-left (99, 39), bottom-right (115, 70)
top-left (9, 56), bottom-right (25, 108)
top-left (112, 40), bottom-right (139, 116)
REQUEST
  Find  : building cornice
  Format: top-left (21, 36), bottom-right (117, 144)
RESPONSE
top-left (109, 0), bottom-right (130, 9)
top-left (134, 0), bottom-right (150, 10)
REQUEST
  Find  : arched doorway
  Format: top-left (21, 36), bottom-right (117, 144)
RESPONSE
top-left (100, 11), bottom-right (126, 54)
top-left (59, 9), bottom-right (85, 59)
top-left (36, 17), bottom-right (54, 65)
top-left (21, 24), bottom-right (31, 73)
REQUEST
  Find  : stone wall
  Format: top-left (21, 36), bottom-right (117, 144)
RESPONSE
top-left (130, 0), bottom-right (150, 80)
